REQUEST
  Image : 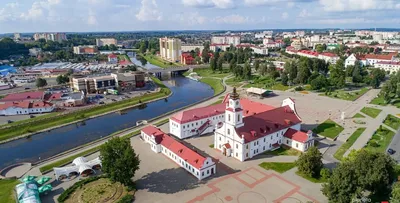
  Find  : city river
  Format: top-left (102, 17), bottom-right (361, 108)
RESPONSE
top-left (0, 54), bottom-right (214, 169)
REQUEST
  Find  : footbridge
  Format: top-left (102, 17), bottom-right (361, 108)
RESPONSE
top-left (147, 65), bottom-right (208, 78)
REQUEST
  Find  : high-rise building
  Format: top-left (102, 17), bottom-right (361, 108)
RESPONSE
top-left (33, 33), bottom-right (67, 42)
top-left (96, 38), bottom-right (117, 47)
top-left (211, 35), bottom-right (241, 46)
top-left (159, 37), bottom-right (182, 62)
top-left (14, 33), bottom-right (21, 41)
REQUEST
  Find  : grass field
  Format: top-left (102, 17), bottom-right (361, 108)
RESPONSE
top-left (225, 77), bottom-right (245, 87)
top-left (0, 78), bottom-right (170, 142)
top-left (365, 126), bottom-right (395, 153)
top-left (139, 53), bottom-right (181, 68)
top-left (370, 95), bottom-right (387, 106)
top-left (319, 87), bottom-right (370, 101)
top-left (259, 162), bottom-right (296, 173)
top-left (383, 114), bottom-right (400, 130)
top-left (187, 68), bottom-right (231, 79)
top-left (264, 146), bottom-right (302, 156)
top-left (0, 179), bottom-right (19, 203)
top-left (352, 113), bottom-right (366, 118)
top-left (313, 119), bottom-right (344, 139)
top-left (360, 107), bottom-right (382, 118)
top-left (333, 128), bottom-right (366, 161)
top-left (243, 82), bottom-right (290, 91)
top-left (199, 78), bottom-right (224, 96)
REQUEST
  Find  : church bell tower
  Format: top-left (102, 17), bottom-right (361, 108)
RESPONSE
top-left (225, 87), bottom-right (244, 128)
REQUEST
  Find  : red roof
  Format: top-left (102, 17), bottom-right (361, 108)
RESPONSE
top-left (283, 128), bottom-right (309, 143)
top-left (376, 61), bottom-right (400, 65)
top-left (298, 50), bottom-right (319, 57)
top-left (170, 97), bottom-right (274, 124)
top-left (44, 93), bottom-right (63, 101)
top-left (319, 52), bottom-right (338, 57)
top-left (0, 101), bottom-right (53, 110)
top-left (108, 54), bottom-right (117, 58)
top-left (356, 53), bottom-right (395, 61)
top-left (1, 91), bottom-right (44, 102)
top-left (235, 106), bottom-right (302, 143)
top-left (210, 43), bottom-right (229, 46)
top-left (141, 125), bottom-right (208, 169)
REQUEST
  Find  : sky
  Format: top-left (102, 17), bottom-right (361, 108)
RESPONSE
top-left (0, 0), bottom-right (400, 33)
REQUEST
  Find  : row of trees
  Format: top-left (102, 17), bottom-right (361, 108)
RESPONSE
top-left (136, 39), bottom-right (159, 54)
top-left (381, 71), bottom-right (400, 103)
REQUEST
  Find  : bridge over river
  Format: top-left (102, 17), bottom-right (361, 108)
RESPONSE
top-left (147, 65), bottom-right (209, 77)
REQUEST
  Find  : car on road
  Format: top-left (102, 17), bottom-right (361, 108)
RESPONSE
top-left (111, 99), bottom-right (117, 102)
top-left (99, 101), bottom-right (105, 104)
top-left (24, 87), bottom-right (30, 90)
top-left (388, 148), bottom-right (396, 155)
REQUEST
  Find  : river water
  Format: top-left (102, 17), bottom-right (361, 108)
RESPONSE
top-left (0, 53), bottom-right (214, 169)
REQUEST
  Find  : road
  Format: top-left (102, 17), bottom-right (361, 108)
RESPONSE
top-left (387, 129), bottom-right (400, 162)
top-left (0, 77), bottom-right (58, 95)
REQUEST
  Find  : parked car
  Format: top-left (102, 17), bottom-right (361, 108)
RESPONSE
top-left (388, 148), bottom-right (396, 155)
top-left (99, 101), bottom-right (105, 104)
top-left (7, 120), bottom-right (13, 124)
top-left (30, 115), bottom-right (35, 118)
top-left (24, 87), bottom-right (30, 90)
top-left (111, 99), bottom-right (117, 102)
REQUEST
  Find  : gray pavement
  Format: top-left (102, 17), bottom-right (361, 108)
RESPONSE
top-left (387, 129), bottom-right (400, 162)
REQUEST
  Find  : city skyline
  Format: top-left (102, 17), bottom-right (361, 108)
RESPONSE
top-left (1, 0), bottom-right (400, 33)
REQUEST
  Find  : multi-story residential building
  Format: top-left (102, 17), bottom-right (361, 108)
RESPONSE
top-left (290, 39), bottom-right (304, 50)
top-left (383, 44), bottom-right (400, 53)
top-left (210, 44), bottom-right (230, 52)
top-left (213, 89), bottom-right (314, 162)
top-left (181, 44), bottom-right (204, 53)
top-left (255, 31), bottom-right (273, 39)
top-left (33, 33), bottom-right (67, 42)
top-left (318, 52), bottom-right (340, 64)
top-left (374, 61), bottom-right (400, 73)
top-left (345, 53), bottom-right (396, 67)
top-left (159, 37), bottom-right (182, 62)
top-left (141, 125), bottom-right (216, 180)
top-left (96, 38), bottom-right (117, 47)
top-left (211, 35), bottom-right (241, 46)
top-left (73, 46), bottom-right (98, 55)
top-left (295, 31), bottom-right (306, 37)
top-left (14, 33), bottom-right (21, 41)
top-left (251, 46), bottom-right (269, 55)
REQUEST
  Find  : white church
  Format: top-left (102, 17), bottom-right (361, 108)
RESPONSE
top-left (170, 88), bottom-right (315, 162)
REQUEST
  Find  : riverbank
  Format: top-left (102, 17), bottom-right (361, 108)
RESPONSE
top-left (0, 77), bottom-right (171, 143)
top-left (27, 76), bottom-right (230, 177)
top-left (138, 53), bottom-right (182, 68)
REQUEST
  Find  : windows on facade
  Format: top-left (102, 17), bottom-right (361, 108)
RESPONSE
top-left (246, 153), bottom-right (248, 157)
top-left (246, 145), bottom-right (248, 149)
top-left (207, 170), bottom-right (209, 174)
top-left (236, 144), bottom-right (238, 149)
top-left (237, 115), bottom-right (240, 122)
top-left (228, 129), bottom-right (230, 135)
top-left (287, 140), bottom-right (289, 144)
top-left (271, 136), bottom-right (272, 140)
top-left (269, 144), bottom-right (271, 148)
top-left (236, 153), bottom-right (238, 157)
top-left (264, 138), bottom-right (266, 142)
top-left (296, 143), bottom-right (298, 148)
top-left (263, 146), bottom-right (265, 150)
top-left (219, 136), bottom-right (221, 141)
top-left (228, 114), bottom-right (231, 121)
top-left (202, 172), bottom-right (204, 176)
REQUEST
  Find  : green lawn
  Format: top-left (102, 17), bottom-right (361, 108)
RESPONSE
top-left (199, 78), bottom-right (224, 96)
top-left (225, 77), bottom-right (245, 87)
top-left (333, 128), bottom-right (366, 161)
top-left (313, 119), bottom-right (344, 139)
top-left (383, 114), bottom-right (400, 130)
top-left (0, 77), bottom-right (170, 142)
top-left (0, 112), bottom-right (59, 129)
top-left (352, 113), bottom-right (366, 118)
top-left (209, 144), bottom-right (214, 148)
top-left (264, 146), bottom-right (302, 156)
top-left (370, 95), bottom-right (387, 106)
top-left (139, 53), bottom-right (181, 68)
top-left (154, 118), bottom-right (170, 126)
top-left (295, 171), bottom-right (326, 183)
top-left (0, 179), bottom-right (19, 203)
top-left (364, 126), bottom-right (395, 153)
top-left (319, 87), bottom-right (370, 101)
top-left (188, 68), bottom-right (231, 79)
top-left (259, 162), bottom-right (296, 173)
top-left (360, 107), bottom-right (382, 118)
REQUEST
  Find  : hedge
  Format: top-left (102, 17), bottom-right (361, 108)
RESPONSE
top-left (57, 175), bottom-right (105, 202)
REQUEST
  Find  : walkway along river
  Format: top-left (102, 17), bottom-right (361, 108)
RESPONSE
top-left (0, 54), bottom-right (214, 169)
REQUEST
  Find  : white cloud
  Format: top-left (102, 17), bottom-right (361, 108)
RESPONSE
top-left (281, 12), bottom-right (288, 19)
top-left (174, 12), bottom-right (207, 25)
top-left (298, 9), bottom-right (311, 18)
top-left (319, 0), bottom-right (400, 12)
top-left (20, 2), bottom-right (44, 20)
top-left (136, 0), bottom-right (162, 21)
top-left (6, 2), bottom-right (20, 9)
top-left (182, 0), bottom-right (234, 9)
top-left (213, 14), bottom-right (250, 24)
top-left (309, 17), bottom-right (375, 24)
top-left (287, 2), bottom-right (295, 7)
top-left (115, 4), bottom-right (131, 8)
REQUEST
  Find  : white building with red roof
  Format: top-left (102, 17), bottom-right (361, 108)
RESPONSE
top-left (0, 101), bottom-right (54, 116)
top-left (214, 88), bottom-right (314, 162)
top-left (140, 125), bottom-right (216, 180)
top-left (345, 53), bottom-right (396, 67)
top-left (374, 61), bottom-right (400, 73)
top-left (108, 54), bottom-right (118, 64)
top-left (285, 48), bottom-right (339, 64)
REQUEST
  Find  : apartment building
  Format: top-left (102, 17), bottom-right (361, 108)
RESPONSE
top-left (211, 35), bottom-right (241, 46)
top-left (181, 44), bottom-right (204, 53)
top-left (96, 38), bottom-right (117, 47)
top-left (33, 33), bottom-right (67, 42)
top-left (159, 37), bottom-right (182, 62)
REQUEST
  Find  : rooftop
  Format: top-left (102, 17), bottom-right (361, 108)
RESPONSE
top-left (283, 128), bottom-right (310, 143)
top-left (1, 91), bottom-right (44, 102)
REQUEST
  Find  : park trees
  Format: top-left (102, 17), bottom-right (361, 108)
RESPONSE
top-left (254, 60), bottom-right (260, 71)
top-left (100, 137), bottom-right (140, 187)
top-left (210, 58), bottom-right (216, 71)
top-left (202, 42), bottom-right (211, 63)
top-left (56, 75), bottom-right (69, 84)
top-left (322, 150), bottom-right (396, 203)
top-left (36, 78), bottom-right (47, 88)
top-left (243, 62), bottom-right (252, 80)
top-left (296, 146), bottom-right (323, 178)
top-left (310, 75), bottom-right (328, 90)
top-left (381, 71), bottom-right (400, 103)
top-left (217, 56), bottom-right (224, 71)
top-left (391, 182), bottom-right (400, 202)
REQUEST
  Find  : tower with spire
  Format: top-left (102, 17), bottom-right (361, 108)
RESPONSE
top-left (225, 87), bottom-right (244, 129)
